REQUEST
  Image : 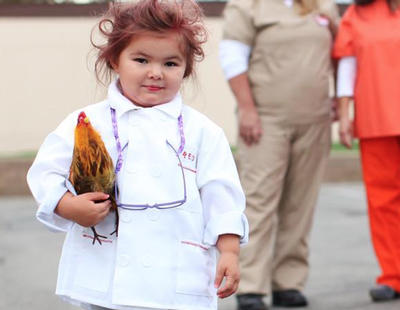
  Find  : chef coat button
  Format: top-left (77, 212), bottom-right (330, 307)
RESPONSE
top-left (147, 209), bottom-right (160, 221)
top-left (128, 115), bottom-right (137, 126)
top-left (120, 212), bottom-right (132, 223)
top-left (126, 165), bottom-right (138, 174)
top-left (141, 254), bottom-right (153, 268)
top-left (136, 135), bottom-right (142, 141)
top-left (119, 254), bottom-right (130, 267)
top-left (150, 165), bottom-right (162, 177)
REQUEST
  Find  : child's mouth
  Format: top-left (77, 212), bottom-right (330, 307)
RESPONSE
top-left (145, 85), bottom-right (163, 92)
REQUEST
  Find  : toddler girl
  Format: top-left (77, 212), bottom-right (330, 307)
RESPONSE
top-left (27, 0), bottom-right (248, 309)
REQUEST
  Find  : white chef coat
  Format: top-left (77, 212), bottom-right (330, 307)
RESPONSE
top-left (27, 81), bottom-right (249, 310)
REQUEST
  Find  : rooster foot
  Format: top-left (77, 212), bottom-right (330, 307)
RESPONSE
top-left (110, 228), bottom-right (118, 237)
top-left (91, 227), bottom-right (107, 245)
top-left (110, 208), bottom-right (119, 237)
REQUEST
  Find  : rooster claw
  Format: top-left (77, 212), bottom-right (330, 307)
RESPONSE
top-left (91, 227), bottom-right (107, 245)
top-left (110, 208), bottom-right (119, 237)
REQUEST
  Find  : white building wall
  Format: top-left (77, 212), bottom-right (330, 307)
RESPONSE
top-left (0, 16), bottom-right (339, 154)
top-left (0, 17), bottom-right (237, 154)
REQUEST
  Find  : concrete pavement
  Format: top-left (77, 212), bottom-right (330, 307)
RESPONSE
top-left (1, 183), bottom-right (399, 310)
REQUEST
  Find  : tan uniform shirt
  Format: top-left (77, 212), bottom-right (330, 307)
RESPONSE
top-left (222, 0), bottom-right (339, 125)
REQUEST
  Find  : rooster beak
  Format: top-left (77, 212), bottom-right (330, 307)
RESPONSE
top-left (84, 117), bottom-right (90, 124)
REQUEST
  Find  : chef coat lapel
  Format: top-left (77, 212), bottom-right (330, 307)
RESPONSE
top-left (108, 80), bottom-right (183, 150)
top-left (153, 93), bottom-right (184, 153)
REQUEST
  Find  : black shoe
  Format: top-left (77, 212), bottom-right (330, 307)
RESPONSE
top-left (237, 294), bottom-right (269, 310)
top-left (272, 290), bottom-right (308, 307)
top-left (369, 285), bottom-right (400, 302)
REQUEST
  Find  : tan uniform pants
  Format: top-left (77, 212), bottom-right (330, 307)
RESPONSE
top-left (237, 119), bottom-right (330, 295)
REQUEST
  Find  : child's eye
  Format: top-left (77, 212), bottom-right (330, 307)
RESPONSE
top-left (134, 58), bottom-right (147, 64)
top-left (165, 61), bottom-right (178, 67)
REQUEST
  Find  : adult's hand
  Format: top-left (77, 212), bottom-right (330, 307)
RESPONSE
top-left (339, 117), bottom-right (353, 149)
top-left (337, 97), bottom-right (353, 148)
top-left (227, 72), bottom-right (263, 146)
top-left (331, 97), bottom-right (339, 122)
top-left (239, 105), bottom-right (263, 146)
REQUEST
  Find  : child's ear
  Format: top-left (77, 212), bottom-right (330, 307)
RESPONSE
top-left (110, 60), bottom-right (119, 73)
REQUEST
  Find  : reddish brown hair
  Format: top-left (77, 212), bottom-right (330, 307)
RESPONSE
top-left (91, 0), bottom-right (207, 85)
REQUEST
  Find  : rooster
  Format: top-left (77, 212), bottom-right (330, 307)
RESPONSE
top-left (69, 111), bottom-right (118, 245)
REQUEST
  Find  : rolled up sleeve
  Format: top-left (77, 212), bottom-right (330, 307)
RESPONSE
top-left (197, 128), bottom-right (249, 246)
top-left (219, 39), bottom-right (252, 80)
top-left (27, 116), bottom-right (75, 232)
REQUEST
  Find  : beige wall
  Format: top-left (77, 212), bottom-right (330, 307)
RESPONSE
top-left (0, 17), bottom-right (238, 154)
top-left (0, 16), bottom-right (340, 155)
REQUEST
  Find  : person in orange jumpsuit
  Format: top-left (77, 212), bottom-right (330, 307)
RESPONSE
top-left (333, 0), bottom-right (400, 302)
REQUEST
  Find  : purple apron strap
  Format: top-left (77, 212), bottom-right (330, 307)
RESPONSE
top-left (110, 107), bottom-right (185, 175)
top-left (178, 114), bottom-right (185, 154)
top-left (110, 108), bottom-right (123, 174)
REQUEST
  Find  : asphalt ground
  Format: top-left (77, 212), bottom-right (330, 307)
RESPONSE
top-left (1, 183), bottom-right (400, 310)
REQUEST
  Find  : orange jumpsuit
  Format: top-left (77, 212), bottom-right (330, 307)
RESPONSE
top-left (333, 0), bottom-right (400, 291)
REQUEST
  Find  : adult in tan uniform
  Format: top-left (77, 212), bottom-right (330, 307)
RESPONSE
top-left (219, 0), bottom-right (339, 309)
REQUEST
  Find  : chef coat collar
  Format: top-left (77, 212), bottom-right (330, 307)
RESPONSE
top-left (108, 79), bottom-right (183, 120)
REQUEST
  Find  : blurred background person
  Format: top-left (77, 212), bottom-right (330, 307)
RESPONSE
top-left (334, 0), bottom-right (400, 303)
top-left (219, 0), bottom-right (339, 309)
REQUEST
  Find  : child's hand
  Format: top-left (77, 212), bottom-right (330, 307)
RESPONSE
top-left (215, 234), bottom-right (241, 299)
top-left (214, 251), bottom-right (240, 298)
top-left (55, 191), bottom-right (111, 227)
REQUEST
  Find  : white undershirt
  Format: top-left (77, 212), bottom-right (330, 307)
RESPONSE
top-left (337, 56), bottom-right (357, 97)
top-left (284, 0), bottom-right (294, 8)
top-left (218, 40), bottom-right (251, 80)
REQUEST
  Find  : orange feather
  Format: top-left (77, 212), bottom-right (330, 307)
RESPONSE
top-left (69, 111), bottom-right (118, 244)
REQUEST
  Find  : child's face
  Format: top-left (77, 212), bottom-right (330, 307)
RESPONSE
top-left (113, 31), bottom-right (187, 107)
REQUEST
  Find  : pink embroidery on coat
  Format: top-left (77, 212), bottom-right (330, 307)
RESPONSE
top-left (181, 240), bottom-right (208, 251)
top-left (178, 163), bottom-right (197, 173)
top-left (82, 234), bottom-right (113, 243)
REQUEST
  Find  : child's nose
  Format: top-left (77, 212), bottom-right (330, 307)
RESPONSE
top-left (148, 64), bottom-right (162, 79)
